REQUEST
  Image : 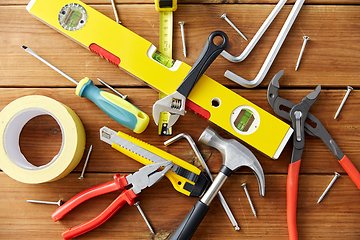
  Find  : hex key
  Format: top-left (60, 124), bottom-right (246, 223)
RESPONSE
top-left (221, 0), bottom-right (288, 63)
top-left (224, 0), bottom-right (305, 88)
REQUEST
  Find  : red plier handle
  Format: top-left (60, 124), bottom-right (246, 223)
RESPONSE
top-left (339, 155), bottom-right (360, 189)
top-left (52, 174), bottom-right (137, 240)
top-left (287, 160), bottom-right (301, 240)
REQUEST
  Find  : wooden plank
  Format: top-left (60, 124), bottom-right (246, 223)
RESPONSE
top-left (0, 173), bottom-right (359, 239)
top-left (1, 5), bottom-right (360, 88)
top-left (1, 88), bottom-right (359, 175)
top-left (2, 1), bottom-right (360, 5)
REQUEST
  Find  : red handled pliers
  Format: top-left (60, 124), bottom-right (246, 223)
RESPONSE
top-left (267, 70), bottom-right (360, 240)
top-left (52, 161), bottom-right (173, 240)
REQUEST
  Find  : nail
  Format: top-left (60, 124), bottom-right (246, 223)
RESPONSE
top-left (79, 145), bottom-right (93, 180)
top-left (295, 36), bottom-right (310, 71)
top-left (97, 78), bottom-right (128, 100)
top-left (110, 0), bottom-right (121, 24)
top-left (334, 86), bottom-right (353, 119)
top-left (134, 201), bottom-right (155, 234)
top-left (178, 21), bottom-right (187, 57)
top-left (317, 172), bottom-right (340, 204)
top-left (27, 199), bottom-right (64, 206)
top-left (241, 183), bottom-right (257, 217)
top-left (221, 13), bottom-right (248, 41)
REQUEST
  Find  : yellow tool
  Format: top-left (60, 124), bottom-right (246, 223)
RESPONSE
top-left (155, 0), bottom-right (177, 135)
top-left (100, 126), bottom-right (209, 197)
top-left (27, 0), bottom-right (293, 159)
top-left (155, 0), bottom-right (177, 59)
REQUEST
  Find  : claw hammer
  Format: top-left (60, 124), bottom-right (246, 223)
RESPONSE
top-left (169, 127), bottom-right (265, 240)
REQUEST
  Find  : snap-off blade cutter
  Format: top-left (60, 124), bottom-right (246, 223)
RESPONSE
top-left (267, 70), bottom-right (360, 240)
top-left (152, 31), bottom-right (228, 128)
top-left (51, 161), bottom-right (173, 240)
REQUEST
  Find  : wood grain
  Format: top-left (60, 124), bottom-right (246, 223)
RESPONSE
top-left (0, 1), bottom-right (360, 240)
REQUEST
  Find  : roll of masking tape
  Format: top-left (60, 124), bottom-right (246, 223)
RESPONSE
top-left (0, 95), bottom-right (86, 183)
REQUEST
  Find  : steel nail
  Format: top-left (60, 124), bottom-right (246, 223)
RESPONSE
top-left (221, 13), bottom-right (248, 41)
top-left (317, 172), bottom-right (341, 204)
top-left (334, 86), bottom-right (354, 119)
top-left (178, 21), bottom-right (187, 57)
top-left (295, 36), bottom-right (310, 71)
top-left (134, 201), bottom-right (155, 234)
top-left (241, 183), bottom-right (257, 217)
top-left (97, 78), bottom-right (128, 100)
top-left (79, 145), bottom-right (93, 180)
top-left (27, 199), bottom-right (64, 206)
top-left (110, 0), bottom-right (121, 24)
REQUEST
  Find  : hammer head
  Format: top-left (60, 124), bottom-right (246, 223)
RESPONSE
top-left (199, 126), bottom-right (265, 196)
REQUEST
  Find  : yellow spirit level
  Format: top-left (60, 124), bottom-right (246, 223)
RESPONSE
top-left (27, 0), bottom-right (293, 159)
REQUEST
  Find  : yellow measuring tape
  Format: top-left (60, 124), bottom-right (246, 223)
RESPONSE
top-left (155, 0), bottom-right (177, 135)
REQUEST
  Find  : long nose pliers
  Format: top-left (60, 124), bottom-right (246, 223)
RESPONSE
top-left (267, 70), bottom-right (360, 240)
top-left (51, 161), bottom-right (173, 240)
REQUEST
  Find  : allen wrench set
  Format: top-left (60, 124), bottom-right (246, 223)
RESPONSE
top-left (222, 0), bottom-right (306, 88)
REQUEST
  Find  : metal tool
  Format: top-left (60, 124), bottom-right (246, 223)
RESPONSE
top-left (267, 70), bottom-right (360, 240)
top-left (110, 0), bottom-right (121, 24)
top-left (152, 31), bottom-right (228, 128)
top-left (22, 46), bottom-right (149, 133)
top-left (178, 21), bottom-right (187, 57)
top-left (317, 172), bottom-right (340, 204)
top-left (164, 133), bottom-right (240, 231)
top-left (224, 0), bottom-right (305, 88)
top-left (27, 199), bottom-right (64, 206)
top-left (52, 161), bottom-right (172, 239)
top-left (134, 201), bottom-right (155, 234)
top-left (221, 13), bottom-right (247, 41)
top-left (295, 36), bottom-right (310, 71)
top-left (221, 0), bottom-right (287, 63)
top-left (156, 0), bottom-right (177, 59)
top-left (334, 86), bottom-right (353, 119)
top-left (97, 78), bottom-right (127, 100)
top-left (169, 127), bottom-right (265, 240)
top-left (241, 183), bottom-right (257, 217)
top-left (100, 126), bottom-right (210, 198)
top-left (78, 145), bottom-right (93, 180)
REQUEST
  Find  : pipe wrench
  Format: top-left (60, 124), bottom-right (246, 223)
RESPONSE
top-left (267, 70), bottom-right (360, 240)
top-left (152, 31), bottom-right (228, 128)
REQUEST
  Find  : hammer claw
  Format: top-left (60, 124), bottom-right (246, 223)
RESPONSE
top-left (199, 126), bottom-right (265, 197)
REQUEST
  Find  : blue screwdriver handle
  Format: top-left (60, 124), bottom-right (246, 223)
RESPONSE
top-left (76, 78), bottom-right (149, 133)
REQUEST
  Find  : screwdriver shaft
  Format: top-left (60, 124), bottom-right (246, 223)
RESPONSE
top-left (22, 46), bottom-right (79, 85)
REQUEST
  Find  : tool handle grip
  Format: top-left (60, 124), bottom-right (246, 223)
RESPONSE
top-left (61, 189), bottom-right (137, 240)
top-left (76, 78), bottom-right (149, 133)
top-left (339, 155), bottom-right (360, 190)
top-left (287, 160), bottom-right (301, 240)
top-left (176, 31), bottom-right (228, 98)
top-left (169, 200), bottom-right (210, 240)
top-left (52, 174), bottom-right (128, 221)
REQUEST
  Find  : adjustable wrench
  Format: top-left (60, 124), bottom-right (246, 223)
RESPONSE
top-left (152, 31), bottom-right (228, 128)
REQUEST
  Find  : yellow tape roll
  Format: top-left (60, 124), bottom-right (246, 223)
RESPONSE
top-left (0, 95), bottom-right (86, 183)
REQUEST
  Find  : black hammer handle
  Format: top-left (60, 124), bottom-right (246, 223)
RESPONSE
top-left (168, 200), bottom-right (210, 240)
top-left (176, 31), bottom-right (228, 98)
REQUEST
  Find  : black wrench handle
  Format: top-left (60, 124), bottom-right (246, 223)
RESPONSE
top-left (169, 200), bottom-right (210, 240)
top-left (176, 31), bottom-right (228, 98)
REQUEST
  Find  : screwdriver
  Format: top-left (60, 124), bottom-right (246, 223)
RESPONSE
top-left (22, 46), bottom-right (149, 134)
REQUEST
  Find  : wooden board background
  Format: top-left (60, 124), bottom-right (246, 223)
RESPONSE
top-left (1, 0), bottom-right (360, 239)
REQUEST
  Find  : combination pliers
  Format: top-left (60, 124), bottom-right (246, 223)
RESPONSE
top-left (267, 70), bottom-right (360, 240)
top-left (51, 161), bottom-right (173, 240)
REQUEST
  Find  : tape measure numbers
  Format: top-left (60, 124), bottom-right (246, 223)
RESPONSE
top-left (159, 11), bottom-right (173, 59)
top-left (156, 0), bottom-right (177, 135)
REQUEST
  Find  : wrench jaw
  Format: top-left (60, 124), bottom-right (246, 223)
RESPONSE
top-left (152, 91), bottom-right (185, 127)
